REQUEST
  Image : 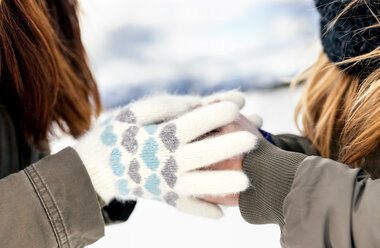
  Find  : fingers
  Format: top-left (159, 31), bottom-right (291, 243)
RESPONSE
top-left (202, 90), bottom-right (245, 109)
top-left (171, 101), bottom-right (240, 144)
top-left (176, 131), bottom-right (257, 172)
top-left (246, 114), bottom-right (263, 128)
top-left (114, 91), bottom-right (246, 126)
top-left (175, 197), bottom-right (224, 219)
top-left (176, 170), bottom-right (249, 195)
top-left (200, 194), bottom-right (239, 207)
top-left (114, 90), bottom-right (246, 126)
top-left (117, 94), bottom-right (200, 125)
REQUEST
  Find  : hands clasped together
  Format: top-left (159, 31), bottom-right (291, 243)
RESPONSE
top-left (74, 91), bottom-right (260, 218)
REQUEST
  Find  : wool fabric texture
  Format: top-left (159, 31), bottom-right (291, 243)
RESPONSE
top-left (315, 0), bottom-right (380, 77)
top-left (74, 92), bottom-right (256, 218)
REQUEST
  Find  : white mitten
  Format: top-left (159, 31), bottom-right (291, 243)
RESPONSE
top-left (246, 114), bottom-right (263, 128)
top-left (95, 89), bottom-right (246, 126)
top-left (74, 93), bottom-right (256, 218)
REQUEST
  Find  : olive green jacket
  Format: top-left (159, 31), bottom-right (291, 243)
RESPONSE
top-left (240, 134), bottom-right (380, 247)
top-left (0, 107), bottom-right (135, 248)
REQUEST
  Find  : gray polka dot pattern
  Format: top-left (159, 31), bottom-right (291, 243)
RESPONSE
top-left (161, 157), bottom-right (178, 188)
top-left (133, 187), bottom-right (144, 197)
top-left (128, 159), bottom-right (141, 183)
top-left (160, 123), bottom-right (179, 152)
top-left (122, 126), bottom-right (139, 154)
top-left (163, 192), bottom-right (179, 207)
top-left (116, 108), bottom-right (136, 124)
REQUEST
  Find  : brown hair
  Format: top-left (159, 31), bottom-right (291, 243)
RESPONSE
top-left (294, 0), bottom-right (380, 177)
top-left (0, 0), bottom-right (101, 147)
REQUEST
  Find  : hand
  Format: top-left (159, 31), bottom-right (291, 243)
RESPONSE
top-left (74, 91), bottom-right (258, 218)
top-left (201, 113), bottom-right (263, 206)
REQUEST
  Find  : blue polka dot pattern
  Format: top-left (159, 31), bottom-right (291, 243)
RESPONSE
top-left (116, 179), bottom-right (130, 196)
top-left (101, 125), bottom-right (117, 146)
top-left (141, 137), bottom-right (159, 171)
top-left (110, 148), bottom-right (126, 177)
top-left (144, 174), bottom-right (161, 195)
top-left (144, 124), bottom-right (158, 135)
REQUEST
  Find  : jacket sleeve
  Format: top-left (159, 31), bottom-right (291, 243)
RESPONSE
top-left (239, 138), bottom-right (380, 248)
top-left (270, 133), bottom-right (319, 156)
top-left (0, 147), bottom-right (105, 248)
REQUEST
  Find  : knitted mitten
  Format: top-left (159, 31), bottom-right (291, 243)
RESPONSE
top-left (74, 92), bottom-right (257, 218)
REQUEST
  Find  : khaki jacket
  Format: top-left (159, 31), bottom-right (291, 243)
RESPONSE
top-left (240, 134), bottom-right (380, 247)
top-left (0, 107), bottom-right (134, 247)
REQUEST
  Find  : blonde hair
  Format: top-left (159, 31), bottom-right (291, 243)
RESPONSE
top-left (294, 1), bottom-right (380, 177)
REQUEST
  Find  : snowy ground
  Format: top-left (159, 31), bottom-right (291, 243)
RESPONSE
top-left (51, 87), bottom-right (303, 248)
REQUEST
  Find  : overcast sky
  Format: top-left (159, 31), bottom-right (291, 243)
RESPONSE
top-left (79, 0), bottom-right (320, 107)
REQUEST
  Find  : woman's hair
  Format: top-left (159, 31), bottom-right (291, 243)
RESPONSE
top-left (0, 0), bottom-right (101, 147)
top-left (294, 0), bottom-right (380, 177)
